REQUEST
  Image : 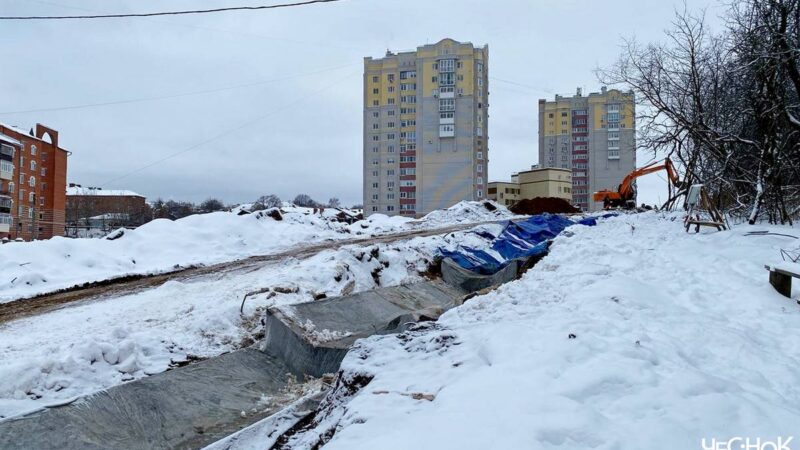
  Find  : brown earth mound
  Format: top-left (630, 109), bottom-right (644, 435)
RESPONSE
top-left (510, 197), bottom-right (580, 215)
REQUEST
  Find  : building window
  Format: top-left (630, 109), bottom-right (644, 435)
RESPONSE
top-left (30, 145), bottom-right (36, 155)
top-left (372, 76), bottom-right (378, 83)
top-left (386, 205), bottom-right (395, 212)
top-left (439, 72), bottom-right (455, 86)
top-left (439, 98), bottom-right (455, 112)
top-left (387, 122), bottom-right (395, 128)
top-left (372, 135), bottom-right (379, 141)
top-left (373, 100), bottom-right (379, 106)
top-left (372, 111), bottom-right (379, 118)
top-left (439, 59), bottom-right (455, 72)
top-left (372, 182), bottom-right (379, 188)
top-left (8, 182), bottom-right (13, 193)
top-left (29, 192), bottom-right (35, 203)
top-left (477, 152), bottom-right (483, 160)
top-left (400, 168), bottom-right (416, 176)
top-left (372, 88), bottom-right (379, 94)
top-left (387, 133), bottom-right (395, 140)
top-left (387, 193), bottom-right (395, 200)
top-left (400, 71), bottom-right (416, 79)
top-left (477, 165), bottom-right (483, 173)
top-left (477, 190), bottom-right (483, 198)
top-left (440, 111), bottom-right (454, 119)
top-left (372, 206), bottom-right (378, 212)
top-left (372, 194), bottom-right (379, 200)
top-left (372, 123), bottom-right (379, 130)
top-left (372, 159), bottom-right (379, 165)
top-left (387, 98), bottom-right (395, 105)
top-left (372, 170), bottom-right (378, 177)
top-left (387, 110), bottom-right (395, 116)
top-left (29, 176), bottom-right (35, 187)
top-left (387, 169), bottom-right (395, 175)
top-left (388, 145), bottom-right (395, 153)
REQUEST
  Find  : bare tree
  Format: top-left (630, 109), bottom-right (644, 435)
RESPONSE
top-left (327, 197), bottom-right (341, 208)
top-left (255, 194), bottom-right (282, 209)
top-left (293, 194), bottom-right (317, 207)
top-left (598, 3), bottom-right (800, 224)
top-left (200, 198), bottom-right (225, 213)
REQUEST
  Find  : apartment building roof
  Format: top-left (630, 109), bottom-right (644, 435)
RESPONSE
top-left (66, 187), bottom-right (144, 197)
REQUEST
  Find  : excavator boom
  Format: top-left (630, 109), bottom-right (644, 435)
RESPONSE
top-left (592, 159), bottom-right (679, 208)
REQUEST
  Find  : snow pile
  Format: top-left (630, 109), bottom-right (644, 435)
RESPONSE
top-left (420, 200), bottom-right (512, 226)
top-left (283, 212), bottom-right (800, 449)
top-left (0, 202), bottom-right (513, 303)
top-left (0, 223), bottom-right (505, 419)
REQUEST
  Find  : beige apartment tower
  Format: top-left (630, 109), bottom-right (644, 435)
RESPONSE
top-left (363, 39), bottom-right (489, 217)
top-left (538, 87), bottom-right (635, 211)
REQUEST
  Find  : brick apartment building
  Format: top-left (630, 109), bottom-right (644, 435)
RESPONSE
top-left (0, 123), bottom-right (68, 241)
top-left (66, 185), bottom-right (149, 234)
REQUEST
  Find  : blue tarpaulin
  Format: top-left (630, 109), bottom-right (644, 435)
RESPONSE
top-left (440, 213), bottom-right (599, 275)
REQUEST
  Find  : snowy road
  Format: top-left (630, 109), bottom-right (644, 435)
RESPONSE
top-left (0, 221), bottom-right (489, 325)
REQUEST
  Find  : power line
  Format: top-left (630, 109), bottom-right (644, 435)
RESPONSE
top-left (0, 62), bottom-right (358, 115)
top-left (490, 77), bottom-right (554, 95)
top-left (0, 0), bottom-right (341, 20)
top-left (100, 70), bottom-right (358, 186)
top-left (27, 0), bottom-right (360, 51)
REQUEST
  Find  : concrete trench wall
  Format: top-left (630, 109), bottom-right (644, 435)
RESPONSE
top-left (261, 280), bottom-right (467, 378)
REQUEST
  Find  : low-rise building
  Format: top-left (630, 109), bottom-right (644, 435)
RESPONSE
top-left (487, 181), bottom-right (520, 207)
top-left (517, 167), bottom-right (572, 200)
top-left (66, 185), bottom-right (149, 236)
top-left (0, 123), bottom-right (69, 241)
top-left (488, 167), bottom-right (572, 208)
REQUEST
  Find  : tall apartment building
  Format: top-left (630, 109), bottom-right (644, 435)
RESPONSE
top-left (538, 87), bottom-right (635, 211)
top-left (363, 38), bottom-right (489, 217)
top-left (0, 123), bottom-right (69, 241)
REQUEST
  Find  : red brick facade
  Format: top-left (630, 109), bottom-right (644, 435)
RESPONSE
top-left (0, 123), bottom-right (69, 241)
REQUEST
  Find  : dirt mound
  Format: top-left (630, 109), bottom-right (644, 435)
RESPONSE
top-left (509, 197), bottom-right (580, 215)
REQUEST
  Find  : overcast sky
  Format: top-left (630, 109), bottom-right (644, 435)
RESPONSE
top-left (2, 0), bottom-right (725, 206)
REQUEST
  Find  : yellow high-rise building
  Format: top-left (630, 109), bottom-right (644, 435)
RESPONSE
top-left (363, 39), bottom-right (489, 217)
top-left (538, 87), bottom-right (635, 211)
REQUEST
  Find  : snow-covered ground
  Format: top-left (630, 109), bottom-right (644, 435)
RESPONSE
top-left (0, 222), bottom-right (502, 420)
top-left (282, 212), bottom-right (800, 449)
top-left (0, 201), bottom-right (512, 303)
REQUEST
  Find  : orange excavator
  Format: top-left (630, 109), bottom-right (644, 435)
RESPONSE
top-left (592, 159), bottom-right (681, 209)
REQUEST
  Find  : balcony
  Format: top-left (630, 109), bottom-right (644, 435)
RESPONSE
top-left (0, 212), bottom-right (11, 233)
top-left (0, 145), bottom-right (14, 161)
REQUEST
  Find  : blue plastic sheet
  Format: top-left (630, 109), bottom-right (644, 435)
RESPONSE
top-left (439, 213), bottom-right (600, 275)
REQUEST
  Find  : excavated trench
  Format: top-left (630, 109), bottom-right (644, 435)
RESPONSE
top-left (0, 214), bottom-right (584, 450)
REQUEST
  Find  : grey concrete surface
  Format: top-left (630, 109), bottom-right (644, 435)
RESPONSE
top-left (0, 349), bottom-right (295, 450)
